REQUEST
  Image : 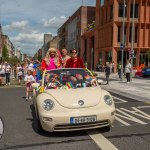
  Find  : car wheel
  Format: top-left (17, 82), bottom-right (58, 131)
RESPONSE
top-left (35, 108), bottom-right (44, 133)
top-left (103, 125), bottom-right (111, 132)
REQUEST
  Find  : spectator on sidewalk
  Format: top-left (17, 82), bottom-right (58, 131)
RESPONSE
top-left (5, 62), bottom-right (11, 85)
top-left (105, 62), bottom-right (111, 85)
top-left (117, 61), bottom-right (122, 79)
top-left (0, 62), bottom-right (5, 86)
top-left (65, 49), bottom-right (84, 68)
top-left (125, 60), bottom-right (131, 83)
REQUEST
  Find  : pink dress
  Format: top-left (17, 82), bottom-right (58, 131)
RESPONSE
top-left (46, 58), bottom-right (57, 70)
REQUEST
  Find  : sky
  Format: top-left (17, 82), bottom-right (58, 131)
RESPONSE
top-left (0, 0), bottom-right (96, 56)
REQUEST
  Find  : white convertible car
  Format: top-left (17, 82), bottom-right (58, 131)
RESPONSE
top-left (32, 68), bottom-right (115, 133)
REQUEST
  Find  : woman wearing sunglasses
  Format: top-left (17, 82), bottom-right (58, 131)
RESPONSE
top-left (65, 49), bottom-right (84, 68)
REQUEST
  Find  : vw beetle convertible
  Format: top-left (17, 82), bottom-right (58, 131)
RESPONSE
top-left (32, 68), bottom-right (115, 132)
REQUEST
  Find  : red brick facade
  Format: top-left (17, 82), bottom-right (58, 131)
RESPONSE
top-left (82, 0), bottom-right (150, 71)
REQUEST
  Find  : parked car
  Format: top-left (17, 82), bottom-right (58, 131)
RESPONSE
top-left (142, 67), bottom-right (150, 77)
top-left (32, 68), bottom-right (115, 133)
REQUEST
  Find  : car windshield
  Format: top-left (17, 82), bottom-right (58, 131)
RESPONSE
top-left (44, 69), bottom-right (97, 89)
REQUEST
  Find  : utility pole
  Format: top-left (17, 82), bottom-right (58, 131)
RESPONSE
top-left (131, 0), bottom-right (135, 81)
top-left (121, 0), bottom-right (126, 81)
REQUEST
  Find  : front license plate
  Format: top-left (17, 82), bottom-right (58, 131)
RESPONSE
top-left (70, 116), bottom-right (97, 124)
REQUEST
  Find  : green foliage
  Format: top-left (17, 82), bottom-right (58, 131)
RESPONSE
top-left (147, 50), bottom-right (150, 59)
top-left (8, 56), bottom-right (19, 65)
top-left (2, 45), bottom-right (9, 61)
top-left (38, 55), bottom-right (42, 62)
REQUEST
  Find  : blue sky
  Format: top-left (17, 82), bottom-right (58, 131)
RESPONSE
top-left (0, 0), bottom-right (96, 56)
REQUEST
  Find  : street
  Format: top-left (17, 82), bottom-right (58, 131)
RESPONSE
top-left (0, 86), bottom-right (150, 150)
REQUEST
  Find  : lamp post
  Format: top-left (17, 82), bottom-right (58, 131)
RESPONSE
top-left (130, 0), bottom-right (135, 81)
top-left (121, 0), bottom-right (126, 81)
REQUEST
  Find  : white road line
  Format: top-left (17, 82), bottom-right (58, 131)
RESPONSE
top-left (113, 96), bottom-right (128, 103)
top-left (86, 130), bottom-right (118, 150)
top-left (0, 118), bottom-right (4, 138)
top-left (137, 106), bottom-right (150, 109)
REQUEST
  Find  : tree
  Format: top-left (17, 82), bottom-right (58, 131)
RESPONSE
top-left (2, 45), bottom-right (9, 61)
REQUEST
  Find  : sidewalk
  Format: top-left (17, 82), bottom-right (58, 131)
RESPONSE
top-left (95, 72), bottom-right (150, 102)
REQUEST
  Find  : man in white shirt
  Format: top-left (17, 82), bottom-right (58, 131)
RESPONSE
top-left (125, 60), bottom-right (131, 83)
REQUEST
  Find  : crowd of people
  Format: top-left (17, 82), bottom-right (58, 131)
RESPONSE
top-left (0, 47), bottom-right (132, 100)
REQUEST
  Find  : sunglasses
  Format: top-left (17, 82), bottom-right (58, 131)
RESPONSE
top-left (71, 51), bottom-right (77, 54)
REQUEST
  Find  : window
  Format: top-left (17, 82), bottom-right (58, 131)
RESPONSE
top-left (130, 4), bottom-right (139, 18)
top-left (119, 3), bottom-right (127, 17)
top-left (135, 27), bottom-right (138, 43)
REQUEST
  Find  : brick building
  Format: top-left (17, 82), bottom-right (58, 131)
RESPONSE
top-left (58, 6), bottom-right (95, 54)
top-left (82, 0), bottom-right (150, 71)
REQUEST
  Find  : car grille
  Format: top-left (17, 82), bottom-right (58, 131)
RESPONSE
top-left (54, 120), bottom-right (109, 131)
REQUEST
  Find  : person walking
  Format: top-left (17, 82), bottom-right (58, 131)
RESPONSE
top-left (105, 62), bottom-right (111, 85)
top-left (24, 69), bottom-right (35, 100)
top-left (117, 61), bottom-right (122, 79)
top-left (65, 49), bottom-right (84, 68)
top-left (0, 62), bottom-right (5, 86)
top-left (5, 62), bottom-right (11, 85)
top-left (61, 48), bottom-right (70, 68)
top-left (125, 60), bottom-right (131, 83)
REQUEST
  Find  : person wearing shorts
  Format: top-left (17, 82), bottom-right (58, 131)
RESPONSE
top-left (24, 70), bottom-right (35, 100)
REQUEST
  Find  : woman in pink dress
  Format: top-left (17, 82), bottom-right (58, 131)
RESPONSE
top-left (41, 48), bottom-right (62, 71)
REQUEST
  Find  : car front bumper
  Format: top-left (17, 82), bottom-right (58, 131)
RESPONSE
top-left (38, 106), bottom-right (115, 132)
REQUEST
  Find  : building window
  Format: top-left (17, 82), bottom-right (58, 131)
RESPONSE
top-left (110, 4), bottom-right (113, 20)
top-left (130, 4), bottom-right (139, 18)
top-left (118, 26), bottom-right (121, 42)
top-left (135, 26), bottom-right (138, 43)
top-left (119, 3), bottom-right (127, 17)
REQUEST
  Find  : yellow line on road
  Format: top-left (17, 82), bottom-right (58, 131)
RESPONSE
top-left (145, 102), bottom-right (150, 104)
top-left (86, 130), bottom-right (118, 150)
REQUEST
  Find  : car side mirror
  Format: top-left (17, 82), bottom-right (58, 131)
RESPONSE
top-left (97, 79), bottom-right (103, 85)
top-left (32, 83), bottom-right (40, 89)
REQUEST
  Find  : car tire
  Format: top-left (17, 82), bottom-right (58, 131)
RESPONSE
top-left (103, 125), bottom-right (110, 132)
top-left (35, 108), bottom-right (44, 133)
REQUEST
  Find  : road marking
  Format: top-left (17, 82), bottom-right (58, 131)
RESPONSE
top-left (113, 96), bottom-right (128, 103)
top-left (0, 117), bottom-right (4, 139)
top-left (86, 130), bottom-right (118, 150)
top-left (116, 108), bottom-right (147, 125)
top-left (137, 106), bottom-right (150, 109)
top-left (115, 116), bottom-right (130, 126)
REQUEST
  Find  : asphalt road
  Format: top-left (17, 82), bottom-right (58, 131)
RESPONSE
top-left (0, 87), bottom-right (150, 150)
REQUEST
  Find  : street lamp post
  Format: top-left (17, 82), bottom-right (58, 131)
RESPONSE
top-left (121, 0), bottom-right (126, 81)
top-left (130, 0), bottom-right (135, 81)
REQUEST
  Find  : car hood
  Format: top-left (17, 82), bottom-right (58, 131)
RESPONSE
top-left (45, 87), bottom-right (102, 109)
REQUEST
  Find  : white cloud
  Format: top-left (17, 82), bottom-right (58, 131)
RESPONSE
top-left (42, 16), bottom-right (67, 28)
top-left (10, 30), bottom-right (45, 54)
top-left (3, 20), bottom-right (29, 32)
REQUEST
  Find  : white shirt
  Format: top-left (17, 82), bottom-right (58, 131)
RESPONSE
top-left (5, 65), bottom-right (11, 73)
top-left (24, 75), bottom-right (35, 82)
top-left (0, 65), bottom-right (5, 74)
top-left (125, 63), bottom-right (131, 73)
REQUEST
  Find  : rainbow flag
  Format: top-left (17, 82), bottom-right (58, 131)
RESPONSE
top-left (66, 82), bottom-right (74, 88)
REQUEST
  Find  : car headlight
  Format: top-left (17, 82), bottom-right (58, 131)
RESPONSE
top-left (104, 95), bottom-right (113, 106)
top-left (43, 99), bottom-right (55, 111)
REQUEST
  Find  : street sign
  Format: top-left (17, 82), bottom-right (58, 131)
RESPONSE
top-left (120, 43), bottom-right (124, 49)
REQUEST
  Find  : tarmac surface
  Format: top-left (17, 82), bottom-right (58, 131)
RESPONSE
top-left (96, 72), bottom-right (150, 103)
